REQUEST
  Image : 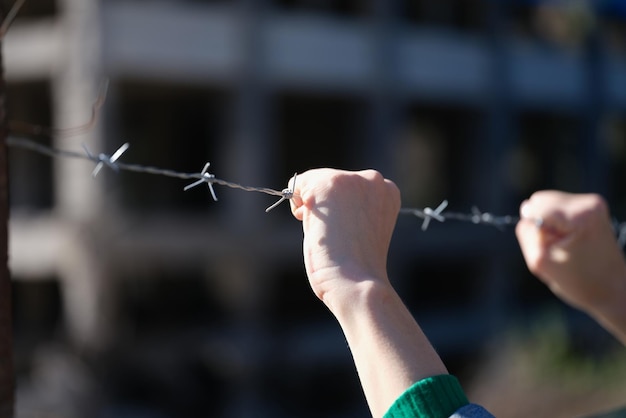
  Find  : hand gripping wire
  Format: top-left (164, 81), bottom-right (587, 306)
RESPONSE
top-left (82, 142), bottom-right (130, 178)
top-left (265, 172), bottom-right (297, 213)
top-left (184, 162), bottom-right (218, 201)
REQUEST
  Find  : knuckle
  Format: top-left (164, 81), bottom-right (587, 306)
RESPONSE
top-left (586, 193), bottom-right (608, 216)
top-left (527, 252), bottom-right (549, 276)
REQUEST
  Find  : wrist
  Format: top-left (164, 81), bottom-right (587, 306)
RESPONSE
top-left (319, 273), bottom-right (395, 321)
top-left (592, 267), bottom-right (626, 345)
top-left (322, 272), bottom-right (450, 416)
top-left (599, 265), bottom-right (626, 315)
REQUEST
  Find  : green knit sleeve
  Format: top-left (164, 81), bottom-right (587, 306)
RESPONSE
top-left (383, 374), bottom-right (469, 418)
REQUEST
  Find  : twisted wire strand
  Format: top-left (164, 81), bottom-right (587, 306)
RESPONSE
top-left (7, 136), bottom-right (86, 160)
top-left (115, 162), bottom-right (285, 197)
top-left (399, 207), bottom-right (520, 231)
top-left (402, 205), bottom-right (626, 248)
top-left (432, 211), bottom-right (520, 227)
top-left (7, 136), bottom-right (286, 198)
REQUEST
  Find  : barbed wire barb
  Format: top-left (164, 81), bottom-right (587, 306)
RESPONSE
top-left (265, 172), bottom-right (297, 213)
top-left (184, 162), bottom-right (218, 201)
top-left (401, 200), bottom-right (448, 231)
top-left (82, 142), bottom-right (129, 178)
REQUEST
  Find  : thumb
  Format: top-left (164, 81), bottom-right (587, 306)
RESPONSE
top-left (516, 216), bottom-right (543, 267)
top-left (520, 199), bottom-right (571, 242)
top-left (288, 173), bottom-right (305, 221)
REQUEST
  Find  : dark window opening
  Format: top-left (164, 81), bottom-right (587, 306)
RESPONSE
top-left (118, 270), bottom-right (224, 336)
top-left (511, 111), bottom-right (584, 200)
top-left (606, 114), bottom-right (626, 223)
top-left (261, 360), bottom-right (368, 418)
top-left (274, 92), bottom-right (364, 184)
top-left (396, 256), bottom-right (487, 313)
top-left (401, 0), bottom-right (487, 32)
top-left (265, 263), bottom-right (328, 328)
top-left (273, 0), bottom-right (367, 18)
top-left (115, 81), bottom-right (228, 213)
top-left (12, 279), bottom-right (64, 375)
top-left (7, 81), bottom-right (54, 210)
top-left (394, 104), bottom-right (484, 210)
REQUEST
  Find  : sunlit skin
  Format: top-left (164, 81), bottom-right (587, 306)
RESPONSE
top-left (290, 168), bottom-right (448, 418)
top-left (516, 191), bottom-right (626, 346)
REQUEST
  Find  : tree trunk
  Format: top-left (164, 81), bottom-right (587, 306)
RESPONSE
top-left (0, 2), bottom-right (15, 416)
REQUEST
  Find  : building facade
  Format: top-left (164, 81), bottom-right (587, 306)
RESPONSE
top-left (6, 0), bottom-right (626, 416)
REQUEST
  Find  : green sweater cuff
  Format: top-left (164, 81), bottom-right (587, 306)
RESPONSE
top-left (383, 374), bottom-right (469, 418)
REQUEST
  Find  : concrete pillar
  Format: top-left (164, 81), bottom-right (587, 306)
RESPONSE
top-left (52, 0), bottom-right (114, 351)
top-left (52, 0), bottom-right (105, 220)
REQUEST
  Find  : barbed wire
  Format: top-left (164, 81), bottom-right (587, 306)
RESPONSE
top-left (5, 135), bottom-right (626, 248)
top-left (399, 202), bottom-right (521, 232)
top-left (401, 199), bottom-right (626, 248)
top-left (6, 136), bottom-right (290, 212)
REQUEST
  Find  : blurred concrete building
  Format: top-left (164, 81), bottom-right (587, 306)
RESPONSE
top-left (5, 0), bottom-right (626, 416)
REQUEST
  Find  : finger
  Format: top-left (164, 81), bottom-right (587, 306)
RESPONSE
top-left (289, 172), bottom-right (305, 221)
top-left (383, 178), bottom-right (402, 214)
top-left (520, 199), bottom-right (570, 236)
top-left (516, 215), bottom-right (542, 258)
top-left (516, 214), bottom-right (559, 280)
top-left (520, 200), bottom-right (543, 227)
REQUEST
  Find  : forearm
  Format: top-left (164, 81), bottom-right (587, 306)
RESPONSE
top-left (290, 169), bottom-right (456, 416)
top-left (327, 279), bottom-right (448, 418)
